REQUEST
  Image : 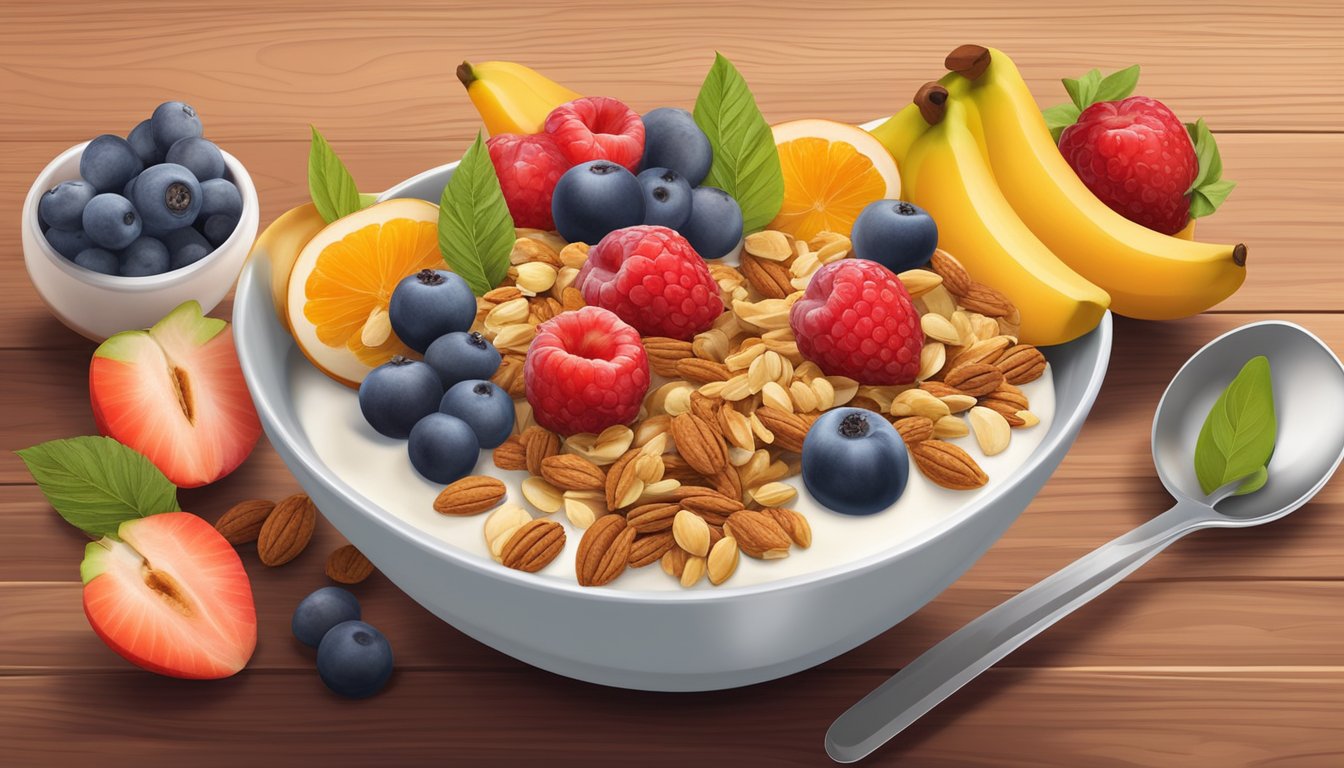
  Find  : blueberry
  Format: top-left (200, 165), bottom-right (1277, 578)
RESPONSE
top-left (39, 180), bottom-right (96, 230)
top-left (44, 228), bottom-right (91, 259)
top-left (122, 174), bottom-right (138, 199)
top-left (424, 331), bottom-right (501, 389)
top-left (131, 163), bottom-right (202, 232)
top-left (801, 408), bottom-right (909, 515)
top-left (680, 186), bottom-right (743, 260)
top-left (292, 587), bottom-right (361, 648)
top-left (82, 193), bottom-right (142, 250)
top-left (640, 107), bottom-right (713, 187)
top-left (850, 200), bottom-right (939, 272)
top-left (198, 177), bottom-right (242, 220)
top-left (163, 226), bottom-right (213, 270)
top-left (407, 412), bottom-right (479, 484)
top-left (73, 248), bottom-right (118, 275)
top-left (358, 356), bottom-right (444, 439)
top-left (201, 213), bottom-right (239, 246)
top-left (636, 168), bottom-right (693, 230)
top-left (119, 236), bottom-right (170, 277)
top-left (79, 134), bottom-right (144, 193)
top-left (126, 119), bottom-right (162, 165)
top-left (165, 137), bottom-right (225, 182)
top-left (438, 380), bottom-right (514, 449)
top-left (551, 160), bottom-right (644, 245)
top-left (316, 620), bottom-right (393, 699)
top-left (388, 269), bottom-right (476, 353)
top-left (150, 101), bottom-right (203, 153)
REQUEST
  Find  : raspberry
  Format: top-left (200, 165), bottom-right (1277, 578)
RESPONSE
top-left (577, 225), bottom-right (723, 340)
top-left (790, 259), bottom-right (922, 385)
top-left (524, 306), bottom-right (650, 436)
top-left (544, 96), bottom-right (645, 172)
top-left (486, 133), bottom-right (570, 230)
top-left (1058, 96), bottom-right (1198, 235)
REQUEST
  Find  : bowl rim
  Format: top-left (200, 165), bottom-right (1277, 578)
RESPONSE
top-left (24, 139), bottom-right (258, 290)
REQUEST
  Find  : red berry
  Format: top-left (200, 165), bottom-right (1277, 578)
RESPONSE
top-left (577, 225), bottom-right (723, 341)
top-left (544, 97), bottom-right (645, 172)
top-left (1058, 96), bottom-right (1198, 235)
top-left (524, 306), bottom-right (650, 436)
top-left (790, 260), bottom-right (922, 385)
top-left (486, 133), bottom-right (570, 230)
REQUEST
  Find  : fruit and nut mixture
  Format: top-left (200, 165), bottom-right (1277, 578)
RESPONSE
top-left (417, 227), bottom-right (1047, 589)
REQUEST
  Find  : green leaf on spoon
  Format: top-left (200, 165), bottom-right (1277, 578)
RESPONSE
top-left (1193, 355), bottom-right (1277, 496)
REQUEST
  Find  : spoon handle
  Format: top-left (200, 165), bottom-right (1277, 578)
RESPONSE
top-left (825, 498), bottom-right (1212, 764)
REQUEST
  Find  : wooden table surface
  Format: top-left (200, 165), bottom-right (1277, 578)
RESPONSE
top-left (2, 2), bottom-right (1341, 765)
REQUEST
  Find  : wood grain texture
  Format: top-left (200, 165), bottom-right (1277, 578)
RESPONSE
top-left (2, 1), bottom-right (1342, 765)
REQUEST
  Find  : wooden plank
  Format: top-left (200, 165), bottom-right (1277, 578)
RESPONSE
top-left (0, 669), bottom-right (1338, 767)
top-left (2, 132), bottom-right (1339, 347)
top-left (0, 1), bottom-right (1340, 144)
top-left (3, 578), bottom-right (1340, 673)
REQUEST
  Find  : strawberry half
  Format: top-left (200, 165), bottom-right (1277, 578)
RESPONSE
top-left (90, 301), bottom-right (261, 488)
top-left (81, 512), bottom-right (257, 679)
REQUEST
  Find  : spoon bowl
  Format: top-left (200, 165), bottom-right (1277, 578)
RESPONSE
top-left (1153, 320), bottom-right (1344, 523)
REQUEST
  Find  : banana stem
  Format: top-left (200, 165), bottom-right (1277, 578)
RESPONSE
top-left (456, 61), bottom-right (476, 89)
top-left (914, 83), bottom-right (949, 125)
top-left (946, 44), bottom-right (991, 80)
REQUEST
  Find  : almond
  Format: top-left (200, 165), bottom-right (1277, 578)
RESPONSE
top-left (643, 336), bottom-right (694, 377)
top-left (670, 412), bottom-right (728, 476)
top-left (707, 536), bottom-right (740, 585)
top-left (626, 501), bottom-right (678, 532)
top-left (493, 437), bottom-right (528, 471)
top-left (521, 426), bottom-right (561, 476)
top-left (929, 249), bottom-right (971, 295)
top-left (892, 416), bottom-right (934, 445)
top-left (723, 510), bottom-right (791, 559)
top-left (628, 531), bottom-right (677, 568)
top-left (743, 230), bottom-right (793, 261)
top-left (575, 514), bottom-right (636, 587)
top-left (1016, 409), bottom-right (1041, 428)
top-left (676, 357), bottom-right (732, 384)
top-left (215, 499), bottom-right (275, 545)
top-left (919, 380), bottom-right (965, 398)
top-left (910, 440), bottom-right (988, 490)
top-left (934, 414), bottom-right (971, 439)
top-left (680, 555), bottom-right (707, 587)
top-left (948, 336), bottom-right (1012, 371)
top-left (761, 507), bottom-right (812, 548)
top-left (750, 481), bottom-right (796, 507)
top-left (969, 406), bottom-right (1011, 457)
top-left (660, 546), bottom-right (690, 578)
top-left (501, 519), bottom-right (566, 572)
top-left (897, 268), bottom-right (943, 298)
top-left (672, 487), bottom-right (745, 522)
top-left (257, 493), bottom-right (317, 566)
top-left (483, 504), bottom-right (532, 548)
top-left (754, 406), bottom-right (808, 452)
top-left (980, 382), bottom-right (1029, 426)
top-left (539, 454), bottom-right (606, 491)
top-left (326, 544), bottom-right (375, 584)
top-left (944, 362), bottom-right (1005, 397)
top-left (709, 464), bottom-right (744, 501)
top-left (521, 476), bottom-right (564, 513)
top-left (672, 509), bottom-right (711, 557)
top-left (957, 281), bottom-right (1015, 318)
top-left (605, 448), bottom-right (645, 509)
top-left (433, 476), bottom-right (507, 516)
top-left (995, 344), bottom-right (1047, 385)
top-left (739, 253), bottom-right (794, 299)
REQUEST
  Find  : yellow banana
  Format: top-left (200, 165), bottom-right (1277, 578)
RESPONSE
top-left (456, 60), bottom-right (580, 136)
top-left (943, 45), bottom-right (1246, 320)
top-left (898, 93), bottom-right (1110, 346)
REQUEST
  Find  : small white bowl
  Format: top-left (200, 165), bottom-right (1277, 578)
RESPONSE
top-left (22, 140), bottom-right (260, 341)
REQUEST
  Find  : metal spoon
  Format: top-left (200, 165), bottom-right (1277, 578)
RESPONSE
top-left (826, 320), bottom-right (1344, 763)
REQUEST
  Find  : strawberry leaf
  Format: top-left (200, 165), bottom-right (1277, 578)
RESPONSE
top-left (1063, 68), bottom-right (1102, 110)
top-left (438, 132), bottom-right (514, 296)
top-left (16, 436), bottom-right (179, 538)
top-left (1042, 103), bottom-right (1081, 143)
top-left (1184, 118), bottom-right (1235, 219)
top-left (693, 53), bottom-right (785, 232)
top-left (308, 126), bottom-right (362, 224)
top-left (1094, 65), bottom-right (1141, 102)
top-left (1190, 179), bottom-right (1237, 219)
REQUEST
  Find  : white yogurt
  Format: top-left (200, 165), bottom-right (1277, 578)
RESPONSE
top-left (293, 346), bottom-right (1054, 591)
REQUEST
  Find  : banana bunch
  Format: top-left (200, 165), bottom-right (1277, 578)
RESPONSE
top-left (456, 60), bottom-right (580, 136)
top-left (871, 46), bottom-right (1247, 343)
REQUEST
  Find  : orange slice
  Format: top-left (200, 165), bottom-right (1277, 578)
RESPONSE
top-left (769, 119), bottom-right (901, 241)
top-left (286, 198), bottom-right (444, 387)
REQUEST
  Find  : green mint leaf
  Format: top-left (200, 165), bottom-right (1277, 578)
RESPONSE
top-left (1189, 179), bottom-right (1237, 220)
top-left (438, 132), bottom-right (514, 296)
top-left (308, 126), bottom-right (362, 224)
top-left (693, 53), bottom-right (785, 232)
top-left (15, 436), bottom-right (179, 538)
top-left (1235, 465), bottom-right (1269, 495)
top-left (1064, 68), bottom-right (1102, 110)
top-left (1042, 103), bottom-right (1081, 143)
top-left (1095, 65), bottom-right (1141, 102)
top-left (1194, 356), bottom-right (1276, 496)
top-left (1184, 118), bottom-right (1234, 219)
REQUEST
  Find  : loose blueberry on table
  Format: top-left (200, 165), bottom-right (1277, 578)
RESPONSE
top-left (316, 620), bottom-right (395, 699)
top-left (292, 586), bottom-right (362, 648)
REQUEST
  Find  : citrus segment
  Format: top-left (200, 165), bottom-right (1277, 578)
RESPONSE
top-left (286, 198), bottom-right (443, 386)
top-left (768, 119), bottom-right (900, 241)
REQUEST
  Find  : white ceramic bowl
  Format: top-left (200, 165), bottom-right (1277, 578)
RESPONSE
top-left (22, 140), bottom-right (260, 341)
top-left (234, 155), bottom-right (1112, 691)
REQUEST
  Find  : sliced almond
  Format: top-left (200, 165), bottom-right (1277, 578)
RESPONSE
top-left (521, 476), bottom-right (563, 514)
top-left (679, 555), bottom-right (706, 587)
top-left (707, 537), bottom-right (741, 585)
top-left (921, 313), bottom-right (961, 345)
top-left (897, 268), bottom-right (942, 298)
top-left (750, 481), bottom-right (797, 507)
top-left (1016, 409), bottom-right (1041, 428)
top-left (918, 341), bottom-right (946, 382)
top-left (360, 306), bottom-right (391, 348)
top-left (969, 406), bottom-right (1011, 456)
top-left (483, 504), bottom-right (532, 548)
top-left (933, 414), bottom-right (970, 439)
top-left (672, 509), bottom-right (711, 557)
